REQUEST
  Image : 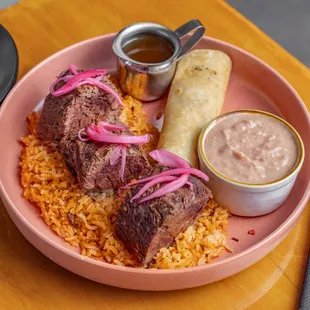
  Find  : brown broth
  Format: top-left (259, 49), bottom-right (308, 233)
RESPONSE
top-left (122, 33), bottom-right (174, 63)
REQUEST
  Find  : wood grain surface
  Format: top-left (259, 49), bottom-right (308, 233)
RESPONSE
top-left (0, 0), bottom-right (309, 309)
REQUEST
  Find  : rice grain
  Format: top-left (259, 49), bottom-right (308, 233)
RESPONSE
top-left (20, 96), bottom-right (229, 268)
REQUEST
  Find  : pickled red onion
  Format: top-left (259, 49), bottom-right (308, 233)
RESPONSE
top-left (186, 181), bottom-right (194, 190)
top-left (86, 125), bottom-right (150, 144)
top-left (120, 145), bottom-right (127, 181)
top-left (49, 65), bottom-right (123, 106)
top-left (78, 78), bottom-right (123, 107)
top-left (49, 75), bottom-right (74, 94)
top-left (93, 124), bottom-right (117, 136)
top-left (78, 121), bottom-right (149, 182)
top-left (50, 70), bottom-right (107, 96)
top-left (79, 122), bottom-right (149, 144)
top-left (139, 174), bottom-right (189, 203)
top-left (97, 121), bottom-right (129, 131)
top-left (64, 69), bottom-right (106, 84)
top-left (78, 128), bottom-right (89, 142)
top-left (121, 150), bottom-right (208, 203)
top-left (127, 167), bottom-right (209, 185)
top-left (149, 149), bottom-right (190, 168)
top-left (131, 176), bottom-right (179, 201)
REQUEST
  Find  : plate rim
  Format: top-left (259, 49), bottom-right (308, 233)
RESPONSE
top-left (0, 33), bottom-right (309, 275)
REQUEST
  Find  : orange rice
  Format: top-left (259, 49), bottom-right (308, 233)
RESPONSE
top-left (20, 96), bottom-right (229, 268)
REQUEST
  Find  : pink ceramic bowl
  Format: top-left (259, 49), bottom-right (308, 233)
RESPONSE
top-left (0, 34), bottom-right (309, 291)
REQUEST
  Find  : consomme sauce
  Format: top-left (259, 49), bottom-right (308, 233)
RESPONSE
top-left (122, 33), bottom-right (174, 64)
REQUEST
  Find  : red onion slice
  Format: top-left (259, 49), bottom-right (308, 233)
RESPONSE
top-left (120, 145), bottom-right (127, 181)
top-left (121, 150), bottom-right (207, 201)
top-left (77, 128), bottom-right (89, 142)
top-left (96, 125), bottom-right (117, 136)
top-left (50, 69), bottom-right (107, 96)
top-left (139, 174), bottom-right (189, 203)
top-left (86, 126), bottom-right (150, 144)
top-left (185, 181), bottom-right (194, 190)
top-left (75, 78), bottom-right (122, 106)
top-left (120, 176), bottom-right (194, 199)
top-left (97, 121), bottom-right (129, 131)
top-left (49, 67), bottom-right (124, 107)
top-left (149, 150), bottom-right (190, 168)
top-left (49, 75), bottom-right (74, 94)
top-left (89, 124), bottom-right (113, 135)
top-left (128, 167), bottom-right (209, 186)
top-left (131, 176), bottom-right (178, 201)
top-left (82, 78), bottom-right (123, 107)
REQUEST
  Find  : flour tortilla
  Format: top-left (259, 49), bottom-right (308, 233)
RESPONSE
top-left (157, 49), bottom-right (232, 167)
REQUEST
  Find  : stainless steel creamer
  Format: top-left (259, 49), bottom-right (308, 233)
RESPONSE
top-left (112, 20), bottom-right (205, 101)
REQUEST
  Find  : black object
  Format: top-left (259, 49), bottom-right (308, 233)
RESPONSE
top-left (300, 252), bottom-right (310, 309)
top-left (0, 24), bottom-right (18, 105)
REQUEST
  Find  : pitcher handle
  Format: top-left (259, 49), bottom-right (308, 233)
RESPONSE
top-left (174, 19), bottom-right (205, 60)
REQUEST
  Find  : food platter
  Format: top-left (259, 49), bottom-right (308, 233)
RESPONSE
top-left (0, 33), bottom-right (309, 291)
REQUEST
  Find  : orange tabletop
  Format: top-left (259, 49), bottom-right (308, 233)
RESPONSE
top-left (0, 0), bottom-right (309, 309)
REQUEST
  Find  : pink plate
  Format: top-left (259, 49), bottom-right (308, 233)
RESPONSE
top-left (0, 34), bottom-right (309, 291)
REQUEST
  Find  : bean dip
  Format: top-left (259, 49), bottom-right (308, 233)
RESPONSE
top-left (204, 112), bottom-right (298, 184)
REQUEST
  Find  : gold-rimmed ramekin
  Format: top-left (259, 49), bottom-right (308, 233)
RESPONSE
top-left (198, 110), bottom-right (305, 217)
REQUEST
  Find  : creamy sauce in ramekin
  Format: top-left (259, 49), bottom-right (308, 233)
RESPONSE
top-left (204, 113), bottom-right (299, 184)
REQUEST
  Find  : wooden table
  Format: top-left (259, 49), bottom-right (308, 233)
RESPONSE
top-left (0, 0), bottom-right (309, 309)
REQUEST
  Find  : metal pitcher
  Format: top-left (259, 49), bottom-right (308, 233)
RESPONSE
top-left (112, 19), bottom-right (205, 101)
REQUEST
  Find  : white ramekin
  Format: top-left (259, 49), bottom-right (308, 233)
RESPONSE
top-left (198, 110), bottom-right (305, 217)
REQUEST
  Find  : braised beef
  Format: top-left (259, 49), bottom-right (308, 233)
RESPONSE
top-left (37, 76), bottom-right (120, 142)
top-left (116, 174), bottom-right (212, 266)
top-left (61, 138), bottom-right (151, 193)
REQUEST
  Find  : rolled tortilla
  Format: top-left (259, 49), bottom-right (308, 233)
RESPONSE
top-left (157, 49), bottom-right (232, 167)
